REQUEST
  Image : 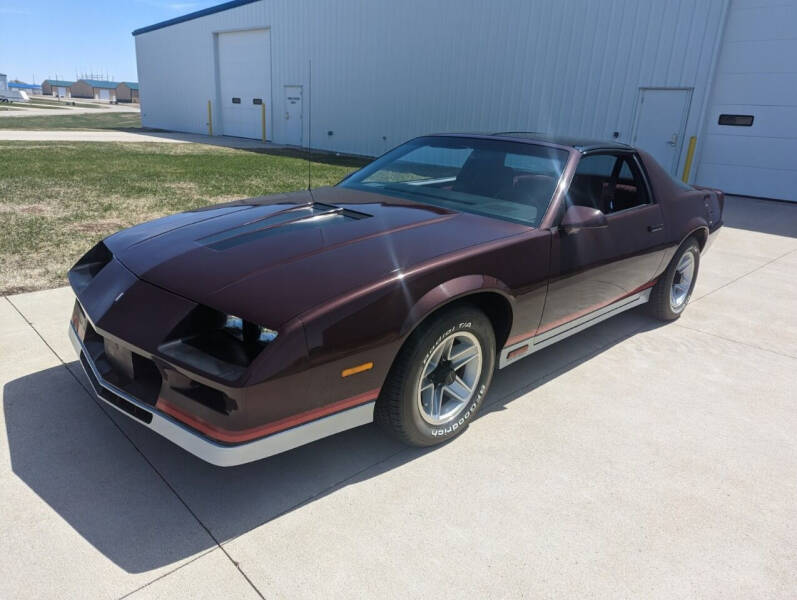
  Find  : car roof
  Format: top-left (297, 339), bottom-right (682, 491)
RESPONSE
top-left (428, 132), bottom-right (633, 153)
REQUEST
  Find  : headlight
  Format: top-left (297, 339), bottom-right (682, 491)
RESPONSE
top-left (223, 315), bottom-right (278, 344)
top-left (159, 306), bottom-right (279, 375)
top-left (68, 241), bottom-right (113, 294)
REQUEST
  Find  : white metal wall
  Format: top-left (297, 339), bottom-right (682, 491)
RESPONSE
top-left (694, 0), bottom-right (797, 201)
top-left (136, 0), bottom-right (728, 175)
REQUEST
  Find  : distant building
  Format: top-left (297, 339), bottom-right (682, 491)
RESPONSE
top-left (70, 79), bottom-right (120, 101)
top-left (116, 82), bottom-right (139, 103)
top-left (42, 79), bottom-right (74, 97)
top-left (9, 82), bottom-right (42, 95)
top-left (0, 74), bottom-right (7, 91)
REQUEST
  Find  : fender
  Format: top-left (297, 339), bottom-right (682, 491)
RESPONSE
top-left (659, 219), bottom-right (709, 271)
top-left (399, 274), bottom-right (515, 339)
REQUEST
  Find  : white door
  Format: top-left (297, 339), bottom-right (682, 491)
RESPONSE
top-left (56, 86), bottom-right (66, 97)
top-left (98, 89), bottom-right (110, 101)
top-left (695, 1), bottom-right (797, 201)
top-left (632, 88), bottom-right (691, 175)
top-left (218, 29), bottom-right (270, 139)
top-left (284, 86), bottom-right (302, 146)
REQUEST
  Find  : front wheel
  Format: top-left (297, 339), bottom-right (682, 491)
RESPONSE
top-left (375, 305), bottom-right (496, 446)
top-left (649, 238), bottom-right (700, 321)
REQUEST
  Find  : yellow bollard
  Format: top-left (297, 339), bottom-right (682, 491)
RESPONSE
top-left (681, 136), bottom-right (697, 183)
top-left (261, 102), bottom-right (266, 142)
top-left (207, 100), bottom-right (213, 136)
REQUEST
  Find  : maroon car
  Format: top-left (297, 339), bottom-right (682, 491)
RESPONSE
top-left (68, 133), bottom-right (723, 466)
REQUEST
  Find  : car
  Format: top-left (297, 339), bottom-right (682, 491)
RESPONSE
top-left (68, 133), bottom-right (724, 466)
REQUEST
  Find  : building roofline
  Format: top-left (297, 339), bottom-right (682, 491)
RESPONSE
top-left (132, 0), bottom-right (260, 36)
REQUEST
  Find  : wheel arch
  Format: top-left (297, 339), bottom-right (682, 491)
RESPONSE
top-left (399, 275), bottom-right (515, 352)
top-left (681, 222), bottom-right (709, 251)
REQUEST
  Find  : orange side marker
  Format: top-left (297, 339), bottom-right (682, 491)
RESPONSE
top-left (342, 362), bottom-right (374, 377)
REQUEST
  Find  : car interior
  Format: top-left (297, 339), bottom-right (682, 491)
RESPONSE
top-left (351, 140), bottom-right (570, 227)
top-left (567, 153), bottom-right (650, 214)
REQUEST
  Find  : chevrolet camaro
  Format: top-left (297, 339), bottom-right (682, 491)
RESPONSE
top-left (68, 133), bottom-right (723, 466)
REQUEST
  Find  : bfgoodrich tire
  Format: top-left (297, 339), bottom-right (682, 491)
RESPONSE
top-left (375, 305), bottom-right (496, 446)
top-left (649, 238), bottom-right (701, 321)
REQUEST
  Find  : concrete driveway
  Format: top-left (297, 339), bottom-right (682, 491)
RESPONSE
top-left (0, 103), bottom-right (140, 118)
top-left (0, 129), bottom-right (280, 149)
top-left (1, 196), bottom-right (795, 599)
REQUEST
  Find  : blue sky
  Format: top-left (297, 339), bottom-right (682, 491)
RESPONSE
top-left (0, 0), bottom-right (220, 83)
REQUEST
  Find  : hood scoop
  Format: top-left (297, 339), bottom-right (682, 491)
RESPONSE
top-left (198, 202), bottom-right (371, 251)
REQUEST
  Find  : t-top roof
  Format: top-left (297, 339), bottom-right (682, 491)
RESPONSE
top-left (493, 132), bottom-right (633, 151)
top-left (132, 0), bottom-right (260, 36)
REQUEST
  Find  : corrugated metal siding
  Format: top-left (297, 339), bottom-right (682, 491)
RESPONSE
top-left (136, 0), bottom-right (727, 172)
top-left (695, 0), bottom-right (797, 200)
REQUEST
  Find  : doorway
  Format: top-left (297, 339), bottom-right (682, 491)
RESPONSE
top-left (218, 28), bottom-right (270, 139)
top-left (283, 86), bottom-right (303, 146)
top-left (631, 88), bottom-right (692, 175)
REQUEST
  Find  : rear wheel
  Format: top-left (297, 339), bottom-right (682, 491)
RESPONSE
top-left (375, 305), bottom-right (496, 446)
top-left (649, 238), bottom-right (700, 321)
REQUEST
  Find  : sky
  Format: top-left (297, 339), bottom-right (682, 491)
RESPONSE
top-left (0, 0), bottom-right (221, 83)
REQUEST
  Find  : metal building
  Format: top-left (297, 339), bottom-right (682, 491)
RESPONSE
top-left (70, 79), bottom-right (120, 101)
top-left (133, 0), bottom-right (797, 201)
top-left (116, 82), bottom-right (140, 103)
top-left (42, 79), bottom-right (74, 97)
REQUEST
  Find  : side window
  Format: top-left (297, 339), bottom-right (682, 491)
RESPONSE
top-left (568, 152), bottom-right (650, 214)
top-left (611, 156), bottom-right (649, 212)
top-left (568, 153), bottom-right (617, 210)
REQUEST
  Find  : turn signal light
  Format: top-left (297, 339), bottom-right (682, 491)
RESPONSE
top-left (341, 362), bottom-right (373, 378)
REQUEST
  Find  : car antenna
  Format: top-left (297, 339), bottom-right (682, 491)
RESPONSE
top-left (307, 59), bottom-right (312, 195)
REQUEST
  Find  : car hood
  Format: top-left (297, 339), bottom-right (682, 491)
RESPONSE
top-left (105, 186), bottom-right (527, 327)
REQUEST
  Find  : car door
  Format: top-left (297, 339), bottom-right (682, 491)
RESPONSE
top-left (538, 150), bottom-right (667, 333)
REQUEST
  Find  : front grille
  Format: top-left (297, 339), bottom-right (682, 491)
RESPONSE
top-left (80, 352), bottom-right (153, 424)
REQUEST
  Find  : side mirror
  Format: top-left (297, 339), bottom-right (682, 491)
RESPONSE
top-left (561, 205), bottom-right (608, 234)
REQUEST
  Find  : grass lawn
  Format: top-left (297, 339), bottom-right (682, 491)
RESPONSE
top-left (0, 111), bottom-right (141, 130)
top-left (0, 105), bottom-right (23, 111)
top-left (0, 141), bottom-right (367, 295)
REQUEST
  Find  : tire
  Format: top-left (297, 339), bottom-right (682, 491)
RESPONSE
top-left (649, 238), bottom-right (700, 321)
top-left (375, 304), bottom-right (496, 446)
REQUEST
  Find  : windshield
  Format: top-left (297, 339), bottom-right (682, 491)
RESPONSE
top-left (339, 136), bottom-right (570, 227)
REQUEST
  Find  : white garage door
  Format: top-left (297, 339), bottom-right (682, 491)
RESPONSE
top-left (98, 89), bottom-right (111, 101)
top-left (218, 29), bottom-right (271, 139)
top-left (696, 1), bottom-right (797, 201)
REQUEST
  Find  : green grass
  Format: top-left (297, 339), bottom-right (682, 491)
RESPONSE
top-left (0, 111), bottom-right (141, 130)
top-left (0, 105), bottom-right (23, 111)
top-left (0, 141), bottom-right (367, 294)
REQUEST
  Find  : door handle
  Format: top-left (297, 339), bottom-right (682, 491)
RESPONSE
top-left (647, 224), bottom-right (664, 233)
top-left (666, 133), bottom-right (678, 146)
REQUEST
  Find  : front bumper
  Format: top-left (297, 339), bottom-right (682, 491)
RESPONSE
top-left (69, 323), bottom-right (374, 466)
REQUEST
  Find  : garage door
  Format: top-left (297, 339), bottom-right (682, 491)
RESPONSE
top-left (218, 29), bottom-right (271, 139)
top-left (696, 1), bottom-right (797, 201)
top-left (98, 89), bottom-right (111, 101)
